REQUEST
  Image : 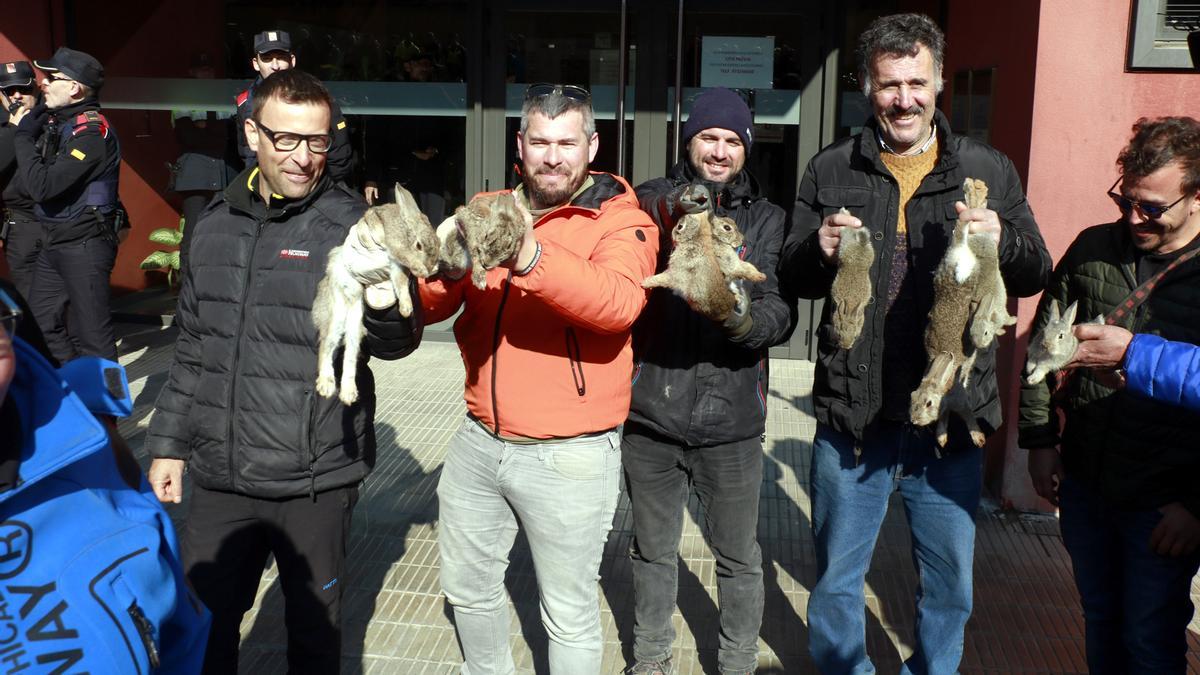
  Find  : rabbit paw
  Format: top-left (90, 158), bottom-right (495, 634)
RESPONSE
top-left (316, 374), bottom-right (337, 398)
top-left (338, 381), bottom-right (359, 406)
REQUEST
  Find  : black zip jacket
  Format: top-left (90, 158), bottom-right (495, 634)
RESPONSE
top-left (627, 160), bottom-right (794, 446)
top-left (145, 167), bottom-right (422, 498)
top-left (783, 110), bottom-right (1051, 445)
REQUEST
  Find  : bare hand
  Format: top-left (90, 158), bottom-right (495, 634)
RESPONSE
top-left (1065, 324), bottom-right (1132, 371)
top-left (148, 458), bottom-right (186, 504)
top-left (1150, 502), bottom-right (1200, 557)
top-left (955, 202), bottom-right (1002, 246)
top-left (1027, 447), bottom-right (1064, 507)
top-left (500, 195), bottom-right (538, 271)
top-left (817, 210), bottom-right (863, 264)
top-left (364, 182), bottom-right (379, 205)
top-left (8, 106), bottom-right (30, 127)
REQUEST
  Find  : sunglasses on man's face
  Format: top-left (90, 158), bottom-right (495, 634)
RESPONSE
top-left (524, 83), bottom-right (591, 103)
top-left (1107, 176), bottom-right (1190, 219)
top-left (2, 86), bottom-right (35, 97)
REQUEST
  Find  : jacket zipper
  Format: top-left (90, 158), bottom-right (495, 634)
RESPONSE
top-left (227, 216), bottom-right (267, 488)
top-left (565, 327), bottom-right (586, 396)
top-left (490, 271), bottom-right (514, 436)
top-left (304, 388), bottom-right (317, 500)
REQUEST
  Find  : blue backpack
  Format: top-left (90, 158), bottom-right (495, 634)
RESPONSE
top-left (0, 336), bottom-right (210, 673)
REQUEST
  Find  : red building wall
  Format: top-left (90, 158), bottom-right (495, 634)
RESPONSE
top-left (0, 0), bottom-right (223, 294)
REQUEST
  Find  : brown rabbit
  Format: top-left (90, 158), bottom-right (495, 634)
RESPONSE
top-left (910, 178), bottom-right (989, 428)
top-left (642, 185), bottom-right (764, 322)
top-left (1024, 299), bottom-right (1103, 385)
top-left (830, 208), bottom-right (874, 349)
top-left (440, 192), bottom-right (528, 289)
top-left (313, 184), bottom-right (439, 405)
top-left (909, 352), bottom-right (987, 450)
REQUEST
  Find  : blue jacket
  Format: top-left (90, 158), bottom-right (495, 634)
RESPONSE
top-left (0, 336), bottom-right (209, 673)
top-left (1124, 333), bottom-right (1200, 412)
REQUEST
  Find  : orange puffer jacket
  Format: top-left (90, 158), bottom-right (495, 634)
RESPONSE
top-left (421, 173), bottom-right (659, 439)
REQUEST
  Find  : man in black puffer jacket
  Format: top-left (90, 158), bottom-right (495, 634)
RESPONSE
top-left (781, 14), bottom-right (1050, 674)
top-left (623, 87), bottom-right (793, 675)
top-left (145, 71), bottom-right (421, 675)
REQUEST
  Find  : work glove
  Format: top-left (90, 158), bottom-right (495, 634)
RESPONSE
top-left (669, 183), bottom-right (712, 219)
top-left (721, 279), bottom-right (753, 339)
top-left (344, 221), bottom-right (398, 310)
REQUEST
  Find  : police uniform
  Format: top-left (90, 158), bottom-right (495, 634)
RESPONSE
top-left (0, 61), bottom-right (43, 301)
top-left (234, 30), bottom-right (355, 182)
top-left (12, 48), bottom-right (120, 363)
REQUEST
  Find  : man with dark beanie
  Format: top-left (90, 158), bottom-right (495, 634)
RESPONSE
top-left (622, 87), bottom-right (793, 675)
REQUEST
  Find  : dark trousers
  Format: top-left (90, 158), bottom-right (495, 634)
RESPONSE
top-left (3, 221), bottom-right (43, 301)
top-left (27, 236), bottom-right (117, 362)
top-left (177, 191), bottom-right (215, 277)
top-left (182, 484), bottom-right (359, 675)
top-left (621, 421), bottom-right (765, 674)
top-left (1059, 476), bottom-right (1200, 674)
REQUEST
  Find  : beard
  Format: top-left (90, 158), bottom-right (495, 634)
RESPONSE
top-left (523, 167), bottom-right (586, 210)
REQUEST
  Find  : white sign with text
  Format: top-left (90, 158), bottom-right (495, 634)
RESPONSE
top-left (700, 36), bottom-right (774, 89)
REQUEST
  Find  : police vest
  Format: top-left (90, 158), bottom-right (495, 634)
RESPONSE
top-left (0, 337), bottom-right (210, 674)
top-left (33, 110), bottom-right (121, 225)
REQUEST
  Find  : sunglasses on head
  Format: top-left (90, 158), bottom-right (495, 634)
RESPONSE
top-left (1107, 176), bottom-right (1190, 219)
top-left (524, 83), bottom-right (591, 103)
top-left (0, 288), bottom-right (21, 339)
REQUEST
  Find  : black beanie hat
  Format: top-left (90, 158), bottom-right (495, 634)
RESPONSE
top-left (681, 87), bottom-right (753, 151)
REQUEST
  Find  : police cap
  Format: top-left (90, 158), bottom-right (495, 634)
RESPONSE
top-left (34, 47), bottom-right (104, 90)
top-left (0, 61), bottom-right (34, 89)
top-left (254, 30), bottom-right (293, 55)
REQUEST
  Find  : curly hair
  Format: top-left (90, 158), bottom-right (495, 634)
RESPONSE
top-left (1118, 116), bottom-right (1200, 193)
top-left (251, 69), bottom-right (333, 123)
top-left (856, 13), bottom-right (945, 97)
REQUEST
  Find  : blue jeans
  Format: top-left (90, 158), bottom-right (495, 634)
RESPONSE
top-left (622, 421), bottom-right (764, 674)
top-left (437, 417), bottom-right (622, 675)
top-left (1059, 476), bottom-right (1200, 674)
top-left (808, 422), bottom-right (982, 675)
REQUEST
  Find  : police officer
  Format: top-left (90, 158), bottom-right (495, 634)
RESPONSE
top-left (234, 30), bottom-right (354, 182)
top-left (0, 61), bottom-right (42, 300)
top-left (11, 47), bottom-right (121, 363)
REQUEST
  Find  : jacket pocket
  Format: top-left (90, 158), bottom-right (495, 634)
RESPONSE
top-left (817, 186), bottom-right (873, 218)
top-left (565, 328), bottom-right (586, 396)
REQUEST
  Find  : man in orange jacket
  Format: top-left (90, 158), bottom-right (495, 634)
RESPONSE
top-left (421, 83), bottom-right (658, 674)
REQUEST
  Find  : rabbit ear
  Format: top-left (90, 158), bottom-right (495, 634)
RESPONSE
top-left (1062, 300), bottom-right (1079, 325)
top-left (1048, 299), bottom-right (1060, 321)
top-left (928, 352), bottom-right (957, 388)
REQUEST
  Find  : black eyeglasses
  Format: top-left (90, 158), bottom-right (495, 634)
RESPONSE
top-left (253, 120), bottom-right (333, 153)
top-left (524, 83), bottom-right (591, 103)
top-left (0, 288), bottom-right (22, 338)
top-left (1107, 176), bottom-right (1190, 219)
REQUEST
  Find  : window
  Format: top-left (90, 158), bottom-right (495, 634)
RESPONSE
top-left (1128, 0), bottom-right (1200, 70)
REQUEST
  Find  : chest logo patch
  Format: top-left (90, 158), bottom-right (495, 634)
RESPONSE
top-left (279, 249), bottom-right (310, 260)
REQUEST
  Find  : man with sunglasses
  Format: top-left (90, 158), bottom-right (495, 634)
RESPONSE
top-left (0, 61), bottom-right (42, 300)
top-left (145, 69), bottom-right (422, 674)
top-left (423, 82), bottom-right (657, 674)
top-left (234, 30), bottom-right (354, 183)
top-left (9, 47), bottom-right (121, 364)
top-left (1021, 116), bottom-right (1200, 673)
top-left (621, 87), bottom-right (792, 675)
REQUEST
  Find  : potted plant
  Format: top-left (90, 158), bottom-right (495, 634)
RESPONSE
top-left (140, 217), bottom-right (184, 289)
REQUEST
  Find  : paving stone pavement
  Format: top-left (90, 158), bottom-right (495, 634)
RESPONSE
top-left (112, 323), bottom-right (1200, 674)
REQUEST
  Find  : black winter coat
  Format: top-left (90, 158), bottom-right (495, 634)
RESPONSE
top-left (628, 160), bottom-right (794, 446)
top-left (146, 168), bottom-right (422, 498)
top-left (1019, 223), bottom-right (1200, 516)
top-left (783, 110), bottom-right (1051, 445)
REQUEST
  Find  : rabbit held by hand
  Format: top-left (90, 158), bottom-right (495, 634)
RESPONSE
top-left (1024, 299), bottom-right (1103, 385)
top-left (441, 192), bottom-right (528, 289)
top-left (830, 208), bottom-right (874, 350)
top-left (313, 184), bottom-right (439, 405)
